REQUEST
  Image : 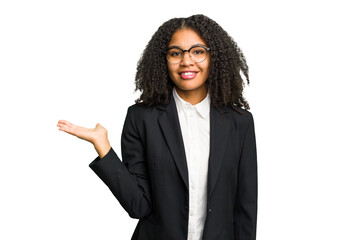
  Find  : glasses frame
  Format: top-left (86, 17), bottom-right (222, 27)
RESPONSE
top-left (164, 45), bottom-right (211, 64)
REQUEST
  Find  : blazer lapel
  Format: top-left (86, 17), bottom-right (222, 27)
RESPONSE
top-left (207, 105), bottom-right (231, 199)
top-left (157, 96), bottom-right (189, 191)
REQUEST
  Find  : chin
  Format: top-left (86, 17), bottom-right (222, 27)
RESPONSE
top-left (175, 82), bottom-right (207, 92)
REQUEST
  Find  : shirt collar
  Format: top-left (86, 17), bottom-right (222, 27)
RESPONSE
top-left (172, 88), bottom-right (210, 119)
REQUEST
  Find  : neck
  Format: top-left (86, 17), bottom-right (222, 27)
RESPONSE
top-left (175, 86), bottom-right (208, 105)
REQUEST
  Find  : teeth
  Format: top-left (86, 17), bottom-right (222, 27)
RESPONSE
top-left (181, 72), bottom-right (196, 75)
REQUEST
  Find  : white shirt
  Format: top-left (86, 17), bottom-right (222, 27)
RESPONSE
top-left (173, 88), bottom-right (210, 240)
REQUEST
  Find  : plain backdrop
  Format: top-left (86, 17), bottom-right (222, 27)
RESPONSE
top-left (1, 0), bottom-right (359, 239)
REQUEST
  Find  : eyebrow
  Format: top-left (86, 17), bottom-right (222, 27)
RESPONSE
top-left (167, 43), bottom-right (208, 49)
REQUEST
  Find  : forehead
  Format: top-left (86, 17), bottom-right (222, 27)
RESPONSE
top-left (168, 28), bottom-right (207, 48)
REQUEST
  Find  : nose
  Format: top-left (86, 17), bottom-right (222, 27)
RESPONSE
top-left (180, 51), bottom-right (194, 66)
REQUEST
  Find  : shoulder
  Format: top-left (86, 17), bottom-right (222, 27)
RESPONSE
top-left (127, 103), bottom-right (157, 115)
top-left (225, 105), bottom-right (254, 124)
top-left (224, 106), bottom-right (256, 137)
top-left (126, 103), bottom-right (164, 123)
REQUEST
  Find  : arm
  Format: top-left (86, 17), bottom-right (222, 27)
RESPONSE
top-left (234, 113), bottom-right (258, 240)
top-left (89, 107), bottom-right (152, 219)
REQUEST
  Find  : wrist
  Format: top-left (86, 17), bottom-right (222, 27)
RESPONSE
top-left (93, 137), bottom-right (111, 159)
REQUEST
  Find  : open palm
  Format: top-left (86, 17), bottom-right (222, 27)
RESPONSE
top-left (57, 120), bottom-right (107, 144)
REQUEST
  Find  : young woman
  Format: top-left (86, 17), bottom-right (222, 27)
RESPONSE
top-left (57, 14), bottom-right (257, 240)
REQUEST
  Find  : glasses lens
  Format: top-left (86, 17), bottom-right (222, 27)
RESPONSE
top-left (167, 48), bottom-right (183, 63)
top-left (166, 46), bottom-right (208, 63)
top-left (190, 47), bottom-right (207, 63)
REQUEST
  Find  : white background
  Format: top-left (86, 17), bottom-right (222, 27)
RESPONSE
top-left (1, 0), bottom-right (359, 239)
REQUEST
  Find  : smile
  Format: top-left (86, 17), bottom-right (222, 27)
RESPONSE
top-left (179, 71), bottom-right (198, 80)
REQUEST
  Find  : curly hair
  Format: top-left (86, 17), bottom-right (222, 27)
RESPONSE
top-left (135, 14), bottom-right (250, 112)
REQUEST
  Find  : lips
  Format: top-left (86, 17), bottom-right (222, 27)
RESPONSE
top-left (179, 71), bottom-right (198, 80)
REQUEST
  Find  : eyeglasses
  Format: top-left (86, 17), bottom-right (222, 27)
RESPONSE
top-left (165, 45), bottom-right (210, 64)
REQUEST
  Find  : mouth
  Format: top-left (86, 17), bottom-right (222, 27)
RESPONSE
top-left (179, 71), bottom-right (198, 80)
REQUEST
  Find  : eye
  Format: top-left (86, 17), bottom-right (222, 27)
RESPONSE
top-left (170, 52), bottom-right (181, 57)
top-left (191, 47), bottom-right (205, 55)
top-left (193, 50), bottom-right (204, 55)
top-left (167, 49), bottom-right (182, 57)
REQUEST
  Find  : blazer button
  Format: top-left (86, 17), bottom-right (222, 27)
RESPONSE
top-left (185, 206), bottom-right (188, 210)
top-left (208, 208), bottom-right (212, 213)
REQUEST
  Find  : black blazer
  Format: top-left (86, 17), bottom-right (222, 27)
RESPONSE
top-left (89, 95), bottom-right (257, 240)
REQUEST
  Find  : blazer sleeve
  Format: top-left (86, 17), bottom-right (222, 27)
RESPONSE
top-left (234, 113), bottom-right (258, 240)
top-left (89, 106), bottom-right (152, 219)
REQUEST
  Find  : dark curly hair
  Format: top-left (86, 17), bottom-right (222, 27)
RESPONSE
top-left (135, 14), bottom-right (250, 112)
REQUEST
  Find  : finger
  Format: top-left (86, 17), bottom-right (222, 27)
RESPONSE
top-left (58, 120), bottom-right (69, 124)
top-left (57, 125), bottom-right (71, 133)
top-left (57, 122), bottom-right (72, 128)
top-left (58, 120), bottom-right (89, 136)
top-left (58, 123), bottom-right (68, 131)
top-left (58, 120), bottom-right (74, 126)
top-left (58, 123), bottom-right (75, 134)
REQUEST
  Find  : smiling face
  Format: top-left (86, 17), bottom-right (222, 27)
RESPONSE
top-left (167, 28), bottom-right (210, 102)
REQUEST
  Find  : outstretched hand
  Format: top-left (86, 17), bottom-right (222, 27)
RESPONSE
top-left (57, 120), bottom-right (108, 143)
top-left (57, 120), bottom-right (111, 158)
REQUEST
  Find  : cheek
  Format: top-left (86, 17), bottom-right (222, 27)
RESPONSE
top-left (200, 61), bottom-right (210, 76)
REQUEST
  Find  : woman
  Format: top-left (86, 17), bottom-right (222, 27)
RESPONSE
top-left (57, 14), bottom-right (257, 240)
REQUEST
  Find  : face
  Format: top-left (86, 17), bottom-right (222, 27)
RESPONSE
top-left (167, 28), bottom-right (210, 98)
